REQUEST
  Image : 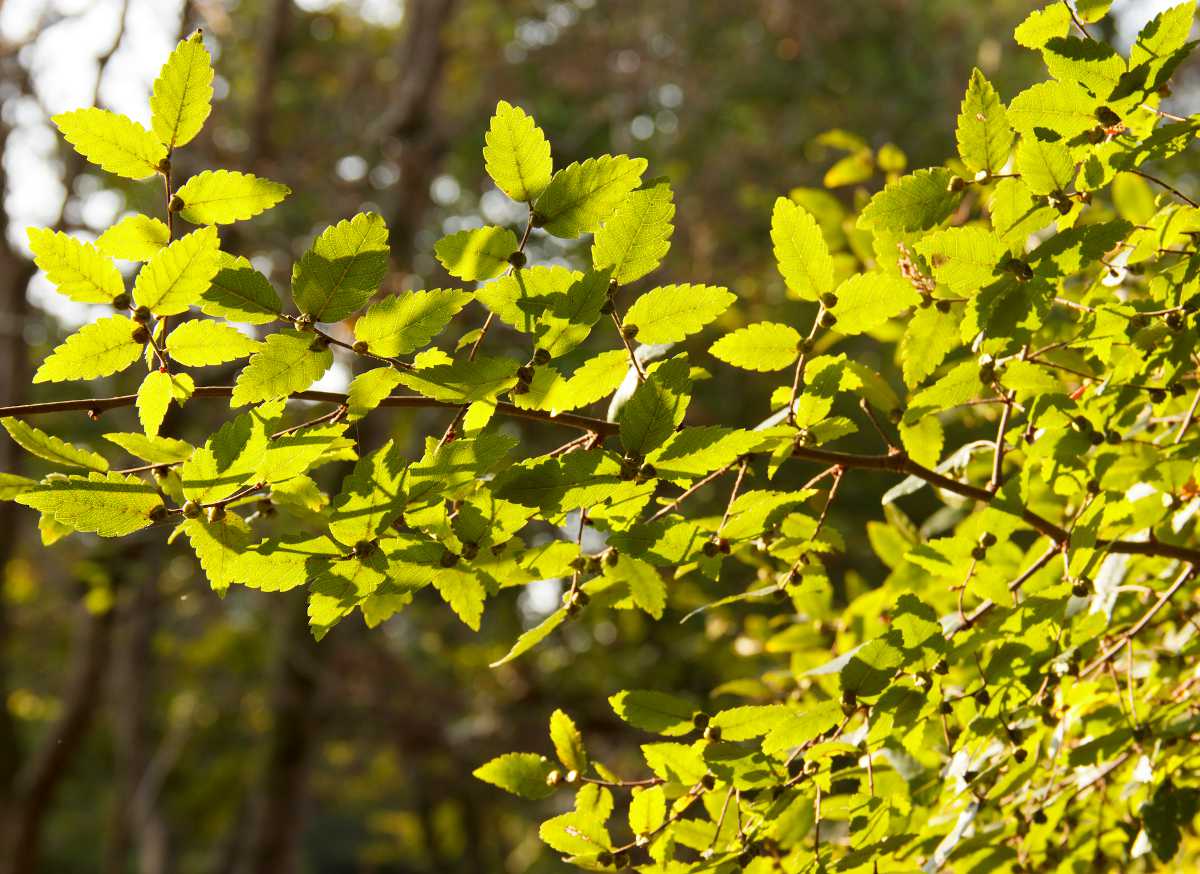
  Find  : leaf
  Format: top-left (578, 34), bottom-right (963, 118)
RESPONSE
top-left (175, 169), bottom-right (290, 225)
top-left (1007, 80), bottom-right (1098, 139)
top-left (396, 356), bottom-right (519, 403)
top-left (26, 228), bottom-right (124, 303)
top-left (490, 608), bottom-right (566, 667)
top-left (628, 785), bottom-right (667, 836)
top-left (33, 315), bottom-right (144, 384)
top-left (132, 225), bottom-right (222, 316)
top-left (841, 636), bottom-right (907, 696)
top-left (52, 108), bottom-right (166, 180)
top-left (904, 360), bottom-right (984, 421)
top-left (761, 701), bottom-right (842, 756)
top-left (16, 472), bottom-right (163, 537)
top-left (476, 265), bottom-right (574, 333)
top-left (771, 197), bottom-right (834, 300)
top-left (857, 168), bottom-right (961, 233)
top-left (434, 226), bottom-right (518, 281)
top-left (914, 226), bottom-right (1005, 297)
top-left (137, 371), bottom-right (173, 438)
top-left (183, 513), bottom-right (253, 594)
top-left (2, 419), bottom-right (108, 471)
top-left (1042, 36), bottom-right (1126, 97)
top-left (103, 432), bottom-right (193, 464)
top-left (230, 331), bottom-right (333, 407)
top-left (624, 284), bottom-right (735, 344)
top-left (534, 155), bottom-right (648, 238)
top-left (647, 426), bottom-right (763, 480)
top-left (1014, 4), bottom-right (1070, 49)
top-left (710, 705), bottom-right (793, 741)
top-left (200, 253), bottom-right (282, 324)
top-left (1016, 135), bottom-right (1076, 195)
top-left (150, 29), bottom-right (213, 148)
top-left (900, 306), bottom-right (960, 389)
top-left (828, 271), bottom-right (920, 336)
top-left (535, 268), bottom-right (612, 358)
top-left (346, 367), bottom-right (403, 421)
top-left (473, 753), bottom-right (557, 800)
top-left (550, 709), bottom-right (589, 773)
top-left (1142, 780), bottom-right (1200, 862)
top-left (483, 100), bottom-right (553, 203)
top-left (619, 357), bottom-right (692, 456)
top-left (327, 441), bottom-right (406, 545)
top-left (433, 567), bottom-right (486, 630)
top-left (709, 322), bottom-right (800, 372)
top-left (592, 180), bottom-right (675, 284)
top-left (96, 215), bottom-right (170, 262)
top-left (166, 319), bottom-right (262, 366)
top-left (514, 349), bottom-right (629, 414)
top-left (181, 402), bottom-right (280, 503)
top-left (0, 473), bottom-right (35, 500)
top-left (956, 68), bottom-right (1015, 175)
top-left (353, 289), bottom-right (470, 356)
top-left (291, 212), bottom-right (390, 322)
top-left (258, 423), bottom-right (348, 484)
top-left (609, 690), bottom-right (697, 736)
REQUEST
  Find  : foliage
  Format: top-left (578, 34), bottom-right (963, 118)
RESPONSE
top-left (8, 6), bottom-right (1200, 870)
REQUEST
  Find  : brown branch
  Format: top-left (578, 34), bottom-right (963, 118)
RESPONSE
top-left (1081, 564), bottom-right (1197, 678)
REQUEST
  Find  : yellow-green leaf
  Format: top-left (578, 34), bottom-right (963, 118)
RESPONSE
top-left (291, 212), bottom-right (390, 322)
top-left (483, 100), bottom-right (553, 203)
top-left (230, 330), bottom-right (334, 407)
top-left (709, 322), bottom-right (800, 372)
top-left (52, 108), bottom-right (166, 180)
top-left (175, 169), bottom-right (290, 225)
top-left (150, 29), bottom-right (213, 148)
top-left (26, 227), bottom-right (124, 303)
top-left (166, 319), bottom-right (262, 366)
top-left (33, 315), bottom-right (144, 384)
top-left (2, 418), bottom-right (108, 471)
top-left (434, 226), bottom-right (518, 281)
top-left (772, 197), bottom-right (834, 300)
top-left (16, 471), bottom-right (163, 537)
top-left (96, 214), bottom-right (170, 262)
top-left (132, 225), bottom-right (222, 315)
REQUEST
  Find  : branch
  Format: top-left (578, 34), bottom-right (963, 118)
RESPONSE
top-left (0, 385), bottom-right (619, 436)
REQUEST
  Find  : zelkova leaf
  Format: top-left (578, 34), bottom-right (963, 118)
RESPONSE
top-left (856, 168), bottom-right (962, 233)
top-left (534, 268), bottom-right (611, 358)
top-left (900, 305), bottom-right (960, 389)
top-left (618, 357), bottom-right (692, 456)
top-left (174, 170), bottom-right (290, 226)
top-left (34, 315), bottom-right (144, 384)
top-left (229, 330), bottom-right (333, 407)
top-left (346, 367), bottom-right (403, 421)
top-left (476, 265), bottom-right (575, 333)
top-left (96, 215), bottom-right (170, 262)
top-left (591, 180), bottom-right (675, 284)
top-left (483, 100), bottom-right (553, 203)
top-left (473, 753), bottom-right (557, 800)
top-left (1016, 135), bottom-right (1076, 196)
top-left (137, 371), bottom-right (173, 438)
top-left (183, 514), bottom-right (253, 594)
top-left (396, 356), bottom-right (519, 404)
top-left (432, 567), bottom-right (486, 630)
top-left (513, 349), bottom-right (628, 415)
top-left (1007, 80), bottom-right (1098, 139)
top-left (150, 29), bottom-right (213, 148)
top-left (2, 419), bottom-right (108, 471)
top-left (628, 785), bottom-right (666, 837)
top-left (549, 709), bottom-right (588, 773)
top-left (771, 197), bottom-right (834, 300)
top-left (609, 690), bottom-right (697, 736)
top-left (955, 68), bottom-right (1015, 175)
top-left (291, 212), bottom-right (390, 322)
top-left (180, 401), bottom-right (281, 504)
top-left (52, 108), bottom-right (166, 180)
top-left (434, 226), bottom-right (518, 281)
top-left (103, 432), bottom-right (193, 464)
top-left (354, 289), bottom-right (470, 357)
top-left (709, 322), bottom-right (800, 372)
top-left (132, 225), bottom-right (222, 316)
top-left (533, 155), bottom-right (648, 238)
top-left (623, 284), bottom-right (735, 344)
top-left (26, 228), bottom-right (124, 303)
top-left (200, 253), bottom-right (282, 324)
top-left (166, 319), bottom-right (261, 367)
top-left (16, 472), bottom-right (163, 537)
top-left (914, 226), bottom-right (1006, 297)
top-left (828, 271), bottom-right (921, 336)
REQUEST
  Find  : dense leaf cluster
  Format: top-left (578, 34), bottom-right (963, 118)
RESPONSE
top-left (7, 4), bottom-right (1200, 869)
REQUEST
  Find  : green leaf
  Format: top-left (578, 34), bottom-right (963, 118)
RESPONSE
top-left (534, 268), bottom-right (611, 358)
top-left (33, 315), bottom-right (144, 384)
top-left (346, 367), bottom-right (403, 421)
top-left (550, 709), bottom-right (589, 773)
top-left (396, 356), bottom-right (519, 403)
top-left (955, 68), bottom-right (1015, 175)
top-left (0, 473), bottom-right (35, 500)
top-left (52, 108), bottom-right (166, 180)
top-left (180, 402), bottom-right (280, 503)
top-left (166, 319), bottom-right (262, 366)
top-left (857, 168), bottom-right (961, 233)
top-left (96, 214), bottom-right (170, 262)
top-left (26, 228), bottom-right (124, 303)
top-left (493, 450), bottom-right (624, 514)
top-left (230, 330), bottom-right (333, 407)
top-left (483, 100), bottom-right (553, 203)
top-left (476, 265), bottom-right (573, 333)
top-left (709, 322), bottom-right (800, 372)
top-left (619, 357), bottom-right (692, 456)
top-left (1042, 36), bottom-right (1126, 97)
top-left (900, 306), bottom-right (960, 389)
top-left (150, 29), bottom-right (213, 148)
top-left (132, 225), bottom-right (222, 316)
top-left (904, 360), bottom-right (984, 422)
top-left (258, 423), bottom-right (348, 484)
top-left (473, 753), bottom-right (557, 800)
top-left (609, 689), bottom-right (697, 736)
top-left (841, 635), bottom-right (907, 696)
top-left (591, 180), bottom-right (675, 284)
top-left (490, 608), bottom-right (566, 667)
top-left (828, 271), bottom-right (921, 336)
top-left (103, 432), bottom-right (193, 464)
top-left (16, 472), bottom-right (163, 537)
top-left (433, 567), bottom-right (486, 630)
top-left (1142, 779), bottom-right (1200, 862)
top-left (710, 705), bottom-right (793, 741)
top-left (1131, 3), bottom-right (1197, 72)
top-left (183, 513), bottom-right (253, 593)
top-left (647, 426), bottom-right (763, 480)
top-left (434, 226), bottom-right (518, 281)
top-left (137, 371), bottom-right (173, 437)
top-left (513, 349), bottom-right (628, 414)
top-left (327, 440), bottom-right (406, 545)
top-left (623, 284), bottom-right (735, 344)
top-left (914, 226), bottom-right (1005, 297)
top-left (354, 289), bottom-right (470, 357)
top-left (175, 169), bottom-right (290, 225)
top-left (1016, 135), bottom-right (1076, 195)
top-left (534, 155), bottom-right (648, 238)
top-left (291, 212), bottom-right (390, 322)
top-left (761, 701), bottom-right (842, 755)
top-left (2, 418), bottom-right (108, 471)
top-left (200, 253), bottom-right (282, 324)
top-left (1007, 80), bottom-right (1098, 139)
top-left (1014, 3), bottom-right (1070, 49)
top-left (771, 197), bottom-right (834, 300)
top-left (628, 785), bottom-right (666, 836)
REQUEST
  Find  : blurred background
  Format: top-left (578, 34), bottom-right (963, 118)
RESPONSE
top-left (0, 1), bottom-right (1189, 871)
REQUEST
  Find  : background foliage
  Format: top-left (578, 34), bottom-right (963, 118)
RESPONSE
top-left (2, 1), bottom-right (1199, 872)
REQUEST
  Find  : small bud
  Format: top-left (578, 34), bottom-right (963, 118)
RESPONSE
top-left (1166, 311), bottom-right (1185, 331)
top-left (919, 293), bottom-right (933, 309)
top-left (1088, 430), bottom-right (1104, 446)
top-left (133, 305), bottom-right (152, 323)
top-left (1072, 578), bottom-right (1092, 598)
top-left (975, 688), bottom-right (990, 706)
top-left (1032, 810), bottom-right (1047, 825)
top-left (703, 725), bottom-right (721, 742)
top-left (716, 537), bottom-right (730, 554)
top-left (947, 175), bottom-right (967, 193)
top-left (1094, 105), bottom-right (1121, 127)
top-left (1014, 747), bottom-right (1028, 764)
top-left (308, 335), bottom-right (330, 352)
top-left (439, 551), bottom-right (460, 568)
top-left (1087, 126), bottom-right (1106, 144)
top-left (533, 347), bottom-right (551, 365)
top-left (841, 689), bottom-right (857, 715)
top-left (700, 772), bottom-right (717, 790)
top-left (702, 540), bottom-right (720, 558)
top-left (148, 504), bottom-right (168, 523)
top-left (978, 532), bottom-right (997, 548)
top-left (692, 712), bottom-right (710, 730)
top-left (155, 156), bottom-right (172, 175)
top-left (112, 293), bottom-right (131, 311)
top-left (621, 323), bottom-right (639, 341)
top-left (461, 541), bottom-right (479, 560)
top-left (1105, 429), bottom-right (1120, 445)
top-left (933, 658), bottom-right (949, 675)
top-left (971, 544), bottom-right (987, 561)
top-left (507, 250), bottom-right (527, 268)
top-left (1150, 388), bottom-right (1167, 404)
top-left (516, 365), bottom-right (534, 383)
top-left (1171, 382), bottom-right (1187, 398)
top-left (511, 382), bottom-right (529, 395)
top-left (818, 310), bottom-right (837, 329)
top-left (795, 336), bottom-right (812, 355)
top-left (939, 700), bottom-right (953, 715)
top-left (599, 299), bottom-right (615, 315)
top-left (935, 299), bottom-right (952, 314)
top-left (1086, 478), bottom-right (1101, 494)
top-left (638, 463), bottom-right (657, 480)
top-left (181, 500), bottom-right (202, 518)
top-left (206, 505), bottom-right (226, 523)
top-left (168, 194), bottom-right (184, 212)
top-left (131, 324), bottom-right (151, 344)
top-left (819, 291), bottom-right (838, 309)
top-left (1055, 197), bottom-right (1073, 216)
top-left (352, 340), bottom-right (370, 355)
top-left (546, 769), bottom-right (562, 787)
top-left (530, 212), bottom-right (547, 228)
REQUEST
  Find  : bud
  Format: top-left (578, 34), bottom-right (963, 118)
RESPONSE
top-left (819, 291), bottom-right (838, 309)
top-left (439, 551), bottom-right (459, 568)
top-left (133, 305), bottom-right (152, 323)
top-left (206, 505), bottom-right (226, 523)
top-left (604, 548), bottom-right (619, 567)
top-left (599, 299), bottom-right (615, 315)
top-left (1094, 105), bottom-right (1121, 127)
top-left (309, 335), bottom-right (330, 352)
top-left (516, 365), bottom-right (534, 383)
top-left (621, 323), bottom-right (639, 341)
top-left (533, 347), bottom-right (551, 365)
top-left (818, 310), bottom-right (837, 329)
top-left (168, 194), bottom-right (184, 212)
top-left (148, 504), bottom-right (168, 523)
top-left (352, 340), bottom-right (370, 355)
top-left (947, 174), bottom-right (967, 193)
top-left (181, 500), bottom-right (202, 518)
top-left (507, 250), bottom-right (527, 268)
top-left (112, 293), bottom-right (131, 310)
top-left (935, 299), bottom-right (952, 313)
top-left (703, 725), bottom-right (721, 742)
top-left (131, 324), bottom-right (151, 344)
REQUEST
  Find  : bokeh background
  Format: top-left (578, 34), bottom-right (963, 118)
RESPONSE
top-left (0, 1), bottom-right (1190, 871)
